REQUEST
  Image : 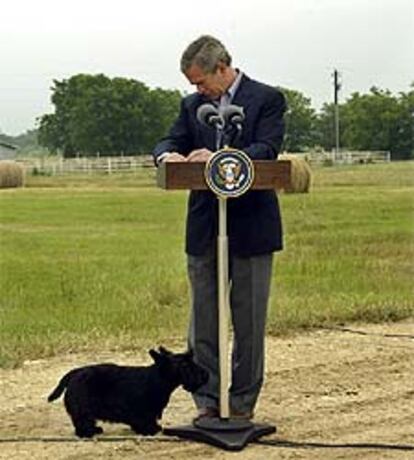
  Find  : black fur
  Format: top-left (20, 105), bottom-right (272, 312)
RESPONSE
top-left (48, 346), bottom-right (208, 438)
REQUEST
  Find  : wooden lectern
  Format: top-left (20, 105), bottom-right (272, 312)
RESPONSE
top-left (158, 157), bottom-right (291, 451)
top-left (157, 160), bottom-right (291, 191)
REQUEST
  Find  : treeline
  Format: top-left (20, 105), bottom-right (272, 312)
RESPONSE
top-left (3, 74), bottom-right (413, 159)
top-left (283, 86), bottom-right (413, 159)
top-left (37, 74), bottom-right (181, 157)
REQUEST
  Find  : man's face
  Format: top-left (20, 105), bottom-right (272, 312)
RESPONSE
top-left (184, 63), bottom-right (227, 99)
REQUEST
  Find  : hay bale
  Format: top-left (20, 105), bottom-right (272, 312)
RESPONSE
top-left (0, 161), bottom-right (25, 188)
top-left (278, 154), bottom-right (312, 193)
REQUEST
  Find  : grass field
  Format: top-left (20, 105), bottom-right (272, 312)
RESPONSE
top-left (0, 162), bottom-right (413, 368)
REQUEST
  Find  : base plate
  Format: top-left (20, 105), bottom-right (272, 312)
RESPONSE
top-left (163, 418), bottom-right (276, 451)
top-left (194, 416), bottom-right (252, 431)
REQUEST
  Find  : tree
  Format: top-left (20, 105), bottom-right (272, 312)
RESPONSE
top-left (279, 88), bottom-right (318, 152)
top-left (144, 87), bottom-right (182, 151)
top-left (340, 88), bottom-right (400, 154)
top-left (314, 86), bottom-right (414, 159)
top-left (314, 102), bottom-right (338, 151)
top-left (394, 84), bottom-right (414, 159)
top-left (38, 74), bottom-right (181, 157)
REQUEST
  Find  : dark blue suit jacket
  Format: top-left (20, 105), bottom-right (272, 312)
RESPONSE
top-left (153, 74), bottom-right (286, 257)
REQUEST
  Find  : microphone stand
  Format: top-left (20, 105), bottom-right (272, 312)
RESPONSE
top-left (215, 121), bottom-right (245, 419)
top-left (216, 125), bottom-right (230, 420)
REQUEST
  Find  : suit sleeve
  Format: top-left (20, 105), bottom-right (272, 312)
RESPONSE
top-left (152, 98), bottom-right (194, 164)
top-left (243, 89), bottom-right (286, 160)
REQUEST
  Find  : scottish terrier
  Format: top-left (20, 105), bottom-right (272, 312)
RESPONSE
top-left (48, 346), bottom-right (208, 438)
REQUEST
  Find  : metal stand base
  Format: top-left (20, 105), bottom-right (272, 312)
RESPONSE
top-left (163, 417), bottom-right (276, 451)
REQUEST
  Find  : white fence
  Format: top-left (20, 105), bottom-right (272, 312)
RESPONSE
top-left (17, 155), bottom-right (154, 175)
top-left (301, 150), bottom-right (391, 165)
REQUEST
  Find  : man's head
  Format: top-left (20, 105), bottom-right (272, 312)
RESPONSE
top-left (181, 35), bottom-right (236, 99)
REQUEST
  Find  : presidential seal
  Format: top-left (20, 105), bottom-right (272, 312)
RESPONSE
top-left (205, 148), bottom-right (255, 198)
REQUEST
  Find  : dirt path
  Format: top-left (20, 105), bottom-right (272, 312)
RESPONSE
top-left (1, 320), bottom-right (413, 459)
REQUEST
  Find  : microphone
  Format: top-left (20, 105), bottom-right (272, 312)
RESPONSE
top-left (221, 104), bottom-right (245, 128)
top-left (196, 103), bottom-right (224, 130)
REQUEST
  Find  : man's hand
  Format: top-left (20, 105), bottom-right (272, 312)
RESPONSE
top-left (187, 148), bottom-right (213, 162)
top-left (163, 152), bottom-right (187, 162)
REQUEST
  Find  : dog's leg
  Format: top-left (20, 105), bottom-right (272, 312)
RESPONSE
top-left (130, 417), bottom-right (161, 436)
top-left (68, 413), bottom-right (102, 438)
top-left (68, 405), bottom-right (103, 438)
top-left (64, 390), bottom-right (103, 438)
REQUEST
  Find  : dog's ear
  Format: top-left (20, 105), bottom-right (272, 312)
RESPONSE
top-left (149, 349), bottom-right (161, 363)
top-left (159, 346), bottom-right (171, 355)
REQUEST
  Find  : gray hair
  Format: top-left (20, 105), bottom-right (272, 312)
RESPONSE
top-left (180, 35), bottom-right (232, 74)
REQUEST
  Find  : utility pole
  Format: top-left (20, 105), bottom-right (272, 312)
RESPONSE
top-left (333, 69), bottom-right (341, 159)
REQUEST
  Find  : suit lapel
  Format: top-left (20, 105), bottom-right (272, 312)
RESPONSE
top-left (228, 75), bottom-right (255, 148)
top-left (231, 74), bottom-right (255, 113)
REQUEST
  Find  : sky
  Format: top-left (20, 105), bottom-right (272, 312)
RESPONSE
top-left (1, 0), bottom-right (413, 135)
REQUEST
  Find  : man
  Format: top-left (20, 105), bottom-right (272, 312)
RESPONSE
top-left (153, 35), bottom-right (286, 421)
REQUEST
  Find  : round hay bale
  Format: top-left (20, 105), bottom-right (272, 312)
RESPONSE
top-left (0, 161), bottom-right (25, 188)
top-left (278, 154), bottom-right (312, 193)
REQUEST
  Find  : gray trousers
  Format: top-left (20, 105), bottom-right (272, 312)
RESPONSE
top-left (187, 245), bottom-right (273, 414)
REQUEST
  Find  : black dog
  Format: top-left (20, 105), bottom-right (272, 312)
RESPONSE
top-left (48, 347), bottom-right (208, 438)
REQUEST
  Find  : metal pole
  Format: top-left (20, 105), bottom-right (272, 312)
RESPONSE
top-left (217, 197), bottom-right (230, 419)
top-left (334, 104), bottom-right (340, 157)
top-left (334, 69), bottom-right (340, 159)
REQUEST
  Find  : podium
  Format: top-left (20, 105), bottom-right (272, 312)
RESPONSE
top-left (157, 154), bottom-right (291, 451)
top-left (157, 159), bottom-right (291, 191)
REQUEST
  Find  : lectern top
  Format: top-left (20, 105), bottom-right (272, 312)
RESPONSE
top-left (157, 160), bottom-right (292, 192)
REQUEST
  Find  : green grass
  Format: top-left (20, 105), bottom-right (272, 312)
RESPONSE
top-left (0, 163), bottom-right (413, 367)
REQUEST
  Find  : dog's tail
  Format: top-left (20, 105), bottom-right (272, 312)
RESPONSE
top-left (47, 368), bottom-right (81, 402)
